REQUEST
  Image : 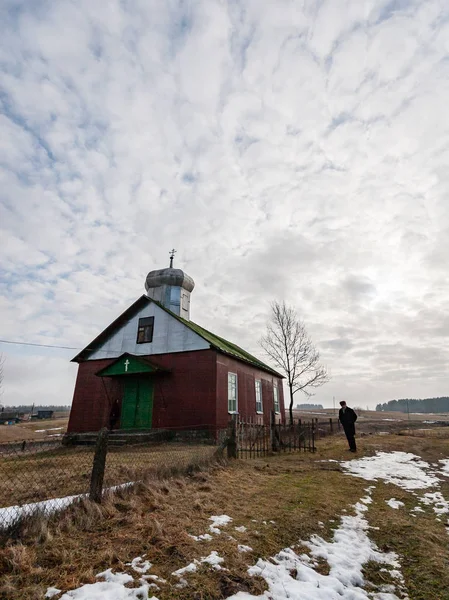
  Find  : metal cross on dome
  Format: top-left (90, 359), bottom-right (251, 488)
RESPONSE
top-left (169, 248), bottom-right (177, 268)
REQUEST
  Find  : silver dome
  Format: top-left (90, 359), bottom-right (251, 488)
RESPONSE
top-left (145, 268), bottom-right (195, 293)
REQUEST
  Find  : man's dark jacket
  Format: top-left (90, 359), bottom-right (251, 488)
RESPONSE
top-left (339, 407), bottom-right (358, 434)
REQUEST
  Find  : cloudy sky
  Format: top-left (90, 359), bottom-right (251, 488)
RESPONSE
top-left (1, 0), bottom-right (448, 410)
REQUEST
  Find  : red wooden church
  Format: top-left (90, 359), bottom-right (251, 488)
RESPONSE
top-left (67, 258), bottom-right (285, 434)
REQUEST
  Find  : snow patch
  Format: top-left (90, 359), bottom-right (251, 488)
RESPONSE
top-left (142, 575), bottom-right (166, 583)
top-left (361, 495), bottom-right (372, 505)
top-left (201, 551), bottom-right (224, 569)
top-left (58, 569), bottom-right (155, 600)
top-left (97, 570), bottom-right (133, 585)
top-left (386, 499), bottom-right (405, 509)
top-left (173, 551), bottom-right (225, 581)
top-left (172, 562), bottom-right (198, 577)
top-left (189, 533), bottom-right (213, 541)
top-left (419, 492), bottom-right (449, 516)
top-left (209, 514), bottom-right (232, 533)
top-left (45, 588), bottom-right (61, 598)
top-left (439, 459), bottom-right (449, 477)
top-left (342, 452), bottom-right (439, 490)
top-left (235, 525), bottom-right (247, 533)
top-left (238, 545), bottom-right (253, 553)
top-left (226, 494), bottom-right (407, 600)
top-left (0, 495), bottom-right (82, 529)
top-left (126, 557), bottom-right (152, 574)
top-left (0, 482), bottom-right (134, 529)
top-left (59, 582), bottom-right (155, 599)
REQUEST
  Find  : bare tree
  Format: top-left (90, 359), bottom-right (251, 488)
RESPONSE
top-left (260, 301), bottom-right (329, 425)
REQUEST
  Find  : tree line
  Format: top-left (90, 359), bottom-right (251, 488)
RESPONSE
top-left (1, 405), bottom-right (71, 413)
top-left (376, 397), bottom-right (449, 413)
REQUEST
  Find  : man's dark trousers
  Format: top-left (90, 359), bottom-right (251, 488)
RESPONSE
top-left (343, 423), bottom-right (356, 451)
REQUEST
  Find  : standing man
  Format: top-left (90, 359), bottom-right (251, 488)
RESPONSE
top-left (339, 401), bottom-right (357, 452)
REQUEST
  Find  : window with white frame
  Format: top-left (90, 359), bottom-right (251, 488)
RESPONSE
top-left (255, 380), bottom-right (263, 413)
top-left (273, 384), bottom-right (280, 413)
top-left (228, 372), bottom-right (238, 413)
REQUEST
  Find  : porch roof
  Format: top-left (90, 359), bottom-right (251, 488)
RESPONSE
top-left (96, 353), bottom-right (168, 377)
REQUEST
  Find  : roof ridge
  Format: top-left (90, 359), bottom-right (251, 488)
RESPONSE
top-left (189, 320), bottom-right (264, 362)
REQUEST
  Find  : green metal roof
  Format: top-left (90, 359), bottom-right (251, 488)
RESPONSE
top-left (153, 301), bottom-right (283, 378)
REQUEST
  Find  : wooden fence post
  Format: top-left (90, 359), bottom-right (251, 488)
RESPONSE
top-left (227, 417), bottom-right (238, 459)
top-left (89, 428), bottom-right (109, 503)
top-left (329, 418), bottom-right (333, 434)
top-left (271, 411), bottom-right (279, 452)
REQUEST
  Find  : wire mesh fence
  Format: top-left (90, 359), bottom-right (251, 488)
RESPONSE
top-left (0, 441), bottom-right (95, 531)
top-left (0, 419), bottom-right (338, 532)
top-left (0, 426), bottom-right (226, 532)
top-left (102, 430), bottom-right (226, 491)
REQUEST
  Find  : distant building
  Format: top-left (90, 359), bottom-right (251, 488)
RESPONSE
top-left (31, 410), bottom-right (55, 420)
top-left (68, 258), bottom-right (285, 434)
top-left (37, 410), bottom-right (54, 420)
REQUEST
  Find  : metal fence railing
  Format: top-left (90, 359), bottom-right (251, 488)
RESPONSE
top-left (230, 416), bottom-right (338, 459)
top-left (235, 418), bottom-right (316, 458)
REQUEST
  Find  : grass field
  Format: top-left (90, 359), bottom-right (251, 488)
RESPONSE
top-left (1, 431), bottom-right (448, 600)
top-left (292, 407), bottom-right (449, 422)
top-left (0, 418), bottom-right (69, 443)
top-left (0, 442), bottom-right (219, 507)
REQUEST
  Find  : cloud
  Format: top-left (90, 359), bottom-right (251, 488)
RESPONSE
top-left (1, 0), bottom-right (449, 408)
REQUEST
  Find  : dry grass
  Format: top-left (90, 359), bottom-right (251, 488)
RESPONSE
top-left (0, 418), bottom-right (68, 443)
top-left (0, 445), bottom-right (94, 507)
top-left (1, 433), bottom-right (449, 599)
top-left (293, 408), bottom-right (449, 423)
top-left (0, 441), bottom-right (366, 599)
top-left (397, 426), bottom-right (449, 438)
top-left (0, 443), bottom-right (219, 507)
top-left (365, 478), bottom-right (449, 600)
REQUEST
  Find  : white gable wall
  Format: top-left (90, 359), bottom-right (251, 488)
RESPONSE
top-left (87, 300), bottom-right (209, 360)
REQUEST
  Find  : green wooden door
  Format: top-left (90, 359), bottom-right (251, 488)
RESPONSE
top-left (121, 377), bottom-right (153, 429)
top-left (135, 378), bottom-right (153, 428)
